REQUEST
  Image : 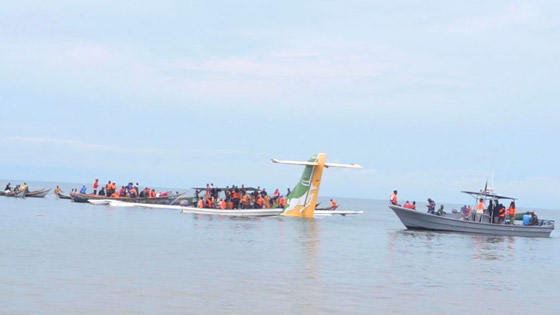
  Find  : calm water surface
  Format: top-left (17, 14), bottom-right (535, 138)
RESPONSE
top-left (1, 184), bottom-right (559, 314)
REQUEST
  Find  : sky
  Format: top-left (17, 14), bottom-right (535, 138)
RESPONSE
top-left (0, 0), bottom-right (559, 208)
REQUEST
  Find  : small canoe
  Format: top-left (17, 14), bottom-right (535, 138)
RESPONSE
top-left (25, 188), bottom-right (51, 198)
top-left (56, 193), bottom-right (73, 200)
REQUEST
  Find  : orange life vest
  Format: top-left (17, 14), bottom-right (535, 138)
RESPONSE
top-left (390, 193), bottom-right (397, 204)
top-left (331, 201), bottom-right (337, 207)
top-left (220, 200), bottom-right (226, 210)
top-left (508, 206), bottom-right (516, 216)
top-left (499, 207), bottom-right (505, 218)
top-left (197, 199), bottom-right (204, 208)
top-left (476, 201), bottom-right (485, 212)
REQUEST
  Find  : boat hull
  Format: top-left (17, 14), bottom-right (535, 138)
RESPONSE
top-left (25, 188), bottom-right (51, 198)
top-left (389, 205), bottom-right (554, 238)
top-left (73, 193), bottom-right (189, 205)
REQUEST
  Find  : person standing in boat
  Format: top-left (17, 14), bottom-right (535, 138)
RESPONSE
top-left (390, 190), bottom-right (399, 205)
top-left (93, 179), bottom-right (99, 195)
top-left (79, 185), bottom-right (87, 194)
top-left (427, 198), bottom-right (436, 214)
top-left (475, 198), bottom-right (485, 222)
top-left (508, 202), bottom-right (517, 225)
top-left (487, 200), bottom-right (495, 223)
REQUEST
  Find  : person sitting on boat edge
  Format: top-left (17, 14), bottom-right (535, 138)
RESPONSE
top-left (411, 201), bottom-right (416, 210)
top-left (54, 186), bottom-right (61, 195)
top-left (427, 198), bottom-right (436, 214)
top-left (390, 190), bottom-right (399, 206)
top-left (330, 199), bottom-right (338, 210)
top-left (98, 187), bottom-right (106, 196)
top-left (436, 205), bottom-right (446, 216)
top-left (4, 182), bottom-right (11, 192)
top-left (508, 201), bottom-right (516, 225)
top-left (403, 201), bottom-right (412, 209)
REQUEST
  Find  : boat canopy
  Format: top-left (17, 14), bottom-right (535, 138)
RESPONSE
top-left (461, 191), bottom-right (517, 200)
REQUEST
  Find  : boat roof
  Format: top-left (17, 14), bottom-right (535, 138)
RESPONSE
top-left (461, 190), bottom-right (517, 200)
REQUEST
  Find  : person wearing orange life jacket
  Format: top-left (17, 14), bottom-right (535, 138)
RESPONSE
top-left (411, 201), bottom-right (416, 210)
top-left (279, 196), bottom-right (287, 208)
top-left (241, 194), bottom-right (249, 209)
top-left (220, 199), bottom-right (226, 210)
top-left (330, 199), bottom-right (338, 210)
top-left (475, 198), bottom-right (485, 222)
top-left (256, 195), bottom-right (264, 208)
top-left (498, 203), bottom-right (506, 224)
top-left (403, 201), bottom-right (411, 209)
top-left (390, 190), bottom-right (399, 206)
top-left (106, 181), bottom-right (112, 196)
top-left (508, 201), bottom-right (517, 225)
top-left (197, 198), bottom-right (204, 208)
top-left (111, 192), bottom-right (119, 198)
top-left (264, 195), bottom-right (270, 209)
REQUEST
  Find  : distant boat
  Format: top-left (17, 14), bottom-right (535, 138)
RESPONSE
top-left (389, 190), bottom-right (554, 238)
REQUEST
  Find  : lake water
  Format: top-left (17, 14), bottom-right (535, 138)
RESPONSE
top-left (1, 181), bottom-right (559, 314)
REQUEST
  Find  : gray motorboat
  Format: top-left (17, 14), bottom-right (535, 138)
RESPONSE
top-left (389, 190), bottom-right (555, 237)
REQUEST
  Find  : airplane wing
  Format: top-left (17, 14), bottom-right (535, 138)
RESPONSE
top-left (271, 159), bottom-right (318, 166)
top-left (324, 162), bottom-right (363, 168)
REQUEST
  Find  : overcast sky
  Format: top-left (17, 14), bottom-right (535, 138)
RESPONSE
top-left (1, 1), bottom-right (559, 208)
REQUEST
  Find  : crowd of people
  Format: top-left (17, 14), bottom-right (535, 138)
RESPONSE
top-left (57, 179), bottom-right (175, 199)
top-left (194, 184), bottom-right (290, 209)
top-left (3, 182), bottom-right (28, 194)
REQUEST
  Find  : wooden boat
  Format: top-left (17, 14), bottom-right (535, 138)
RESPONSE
top-left (4, 191), bottom-right (16, 197)
top-left (25, 188), bottom-right (51, 198)
top-left (56, 193), bottom-right (73, 200)
top-left (73, 193), bottom-right (190, 205)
